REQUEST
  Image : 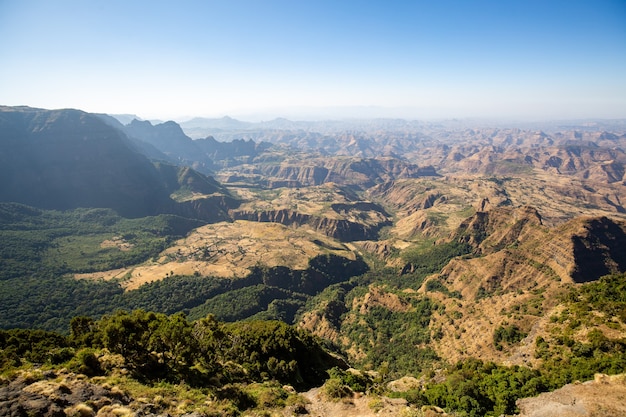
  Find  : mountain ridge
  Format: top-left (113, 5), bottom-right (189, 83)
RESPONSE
top-left (0, 106), bottom-right (238, 220)
top-left (2, 105), bottom-right (626, 416)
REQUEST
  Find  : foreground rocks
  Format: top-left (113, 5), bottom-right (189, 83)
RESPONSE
top-left (515, 373), bottom-right (626, 417)
top-left (0, 370), bottom-right (131, 417)
top-left (3, 369), bottom-right (626, 417)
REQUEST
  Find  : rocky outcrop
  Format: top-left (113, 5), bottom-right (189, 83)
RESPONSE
top-left (230, 208), bottom-right (390, 241)
top-left (367, 180), bottom-right (450, 214)
top-left (299, 300), bottom-right (346, 342)
top-left (263, 165), bottom-right (330, 186)
top-left (238, 158), bottom-right (439, 189)
top-left (356, 286), bottom-right (412, 315)
top-left (454, 205), bottom-right (543, 253)
top-left (353, 240), bottom-right (396, 259)
top-left (569, 216), bottom-right (626, 282)
top-left (515, 374), bottom-right (626, 417)
top-left (0, 371), bottom-right (131, 417)
top-left (330, 201), bottom-right (389, 215)
top-left (172, 195), bottom-right (240, 223)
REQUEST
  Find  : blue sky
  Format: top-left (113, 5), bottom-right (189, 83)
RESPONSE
top-left (1, 0), bottom-right (625, 120)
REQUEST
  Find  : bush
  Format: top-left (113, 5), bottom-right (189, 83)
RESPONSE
top-left (493, 324), bottom-right (526, 350)
top-left (215, 384), bottom-right (256, 411)
top-left (48, 347), bottom-right (75, 365)
top-left (327, 367), bottom-right (372, 392)
top-left (69, 348), bottom-right (102, 376)
top-left (322, 377), bottom-right (352, 400)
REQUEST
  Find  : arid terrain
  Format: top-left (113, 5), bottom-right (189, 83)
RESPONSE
top-left (2, 107), bottom-right (626, 416)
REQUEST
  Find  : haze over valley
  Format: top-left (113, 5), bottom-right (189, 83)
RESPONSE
top-left (2, 0), bottom-right (626, 416)
top-left (1, 104), bottom-right (626, 416)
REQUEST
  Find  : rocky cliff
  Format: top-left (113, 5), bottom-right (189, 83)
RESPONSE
top-left (230, 208), bottom-right (390, 241)
top-left (425, 208), bottom-right (626, 365)
top-left (0, 107), bottom-right (239, 221)
top-left (228, 157), bottom-right (438, 189)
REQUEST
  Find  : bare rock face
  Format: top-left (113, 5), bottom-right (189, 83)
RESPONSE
top-left (569, 216), bottom-right (626, 282)
top-left (356, 286), bottom-right (412, 315)
top-left (429, 210), bottom-right (626, 365)
top-left (230, 207), bottom-right (391, 241)
top-left (515, 374), bottom-right (626, 417)
top-left (299, 300), bottom-right (346, 342)
top-left (454, 205), bottom-right (543, 253)
top-left (0, 371), bottom-right (131, 417)
top-left (353, 240), bottom-right (396, 259)
top-left (236, 157), bottom-right (438, 189)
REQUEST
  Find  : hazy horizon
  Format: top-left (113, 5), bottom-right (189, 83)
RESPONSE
top-left (1, 0), bottom-right (625, 121)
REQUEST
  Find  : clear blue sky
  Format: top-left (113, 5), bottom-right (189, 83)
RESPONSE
top-left (1, 0), bottom-right (625, 120)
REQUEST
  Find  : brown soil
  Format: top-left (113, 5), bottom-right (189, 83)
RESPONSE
top-left (75, 220), bottom-right (355, 291)
top-left (100, 236), bottom-right (133, 251)
top-left (299, 387), bottom-right (413, 417)
top-left (515, 373), bottom-right (626, 417)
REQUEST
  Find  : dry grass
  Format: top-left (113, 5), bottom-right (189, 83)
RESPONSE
top-left (76, 220), bottom-right (355, 291)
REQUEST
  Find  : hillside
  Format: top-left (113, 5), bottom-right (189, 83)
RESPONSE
top-left (0, 106), bottom-right (238, 221)
top-left (2, 106), bottom-right (626, 416)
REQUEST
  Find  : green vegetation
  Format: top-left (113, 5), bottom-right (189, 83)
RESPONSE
top-left (1, 311), bottom-right (340, 388)
top-left (414, 359), bottom-right (545, 417)
top-left (0, 203), bottom-right (369, 332)
top-left (0, 260), bottom-right (365, 333)
top-left (341, 288), bottom-right (439, 376)
top-left (400, 241), bottom-right (472, 287)
top-left (0, 274), bottom-right (124, 331)
top-left (0, 203), bottom-right (204, 278)
top-left (0, 311), bottom-right (338, 415)
top-left (2, 201), bottom-right (626, 416)
top-left (397, 273), bottom-right (626, 416)
top-left (121, 275), bottom-right (229, 314)
top-left (567, 272), bottom-right (626, 322)
top-left (493, 324), bottom-right (527, 350)
top-left (188, 285), bottom-right (307, 322)
top-left (425, 278), bottom-right (462, 299)
top-left (534, 273), bottom-right (626, 388)
top-left (1, 256), bottom-right (625, 417)
top-left (185, 254), bottom-right (368, 323)
top-left (322, 367), bottom-right (375, 400)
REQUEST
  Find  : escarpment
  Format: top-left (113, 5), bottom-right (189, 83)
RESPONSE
top-left (569, 216), bottom-right (626, 282)
top-left (440, 209), bottom-right (626, 294)
top-left (233, 157), bottom-right (439, 189)
top-left (170, 194), bottom-right (240, 223)
top-left (423, 209), bottom-right (626, 366)
top-left (454, 205), bottom-right (543, 253)
top-left (230, 208), bottom-right (391, 241)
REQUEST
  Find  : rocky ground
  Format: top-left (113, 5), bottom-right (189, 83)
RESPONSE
top-left (299, 387), bottom-right (410, 417)
top-left (0, 370), bottom-right (133, 417)
top-left (515, 373), bottom-right (626, 417)
top-left (3, 368), bottom-right (626, 417)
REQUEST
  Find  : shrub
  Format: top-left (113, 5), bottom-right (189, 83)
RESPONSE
top-left (48, 347), bottom-right (75, 365)
top-left (69, 348), bottom-right (102, 376)
top-left (322, 377), bottom-right (352, 400)
top-left (493, 324), bottom-right (526, 350)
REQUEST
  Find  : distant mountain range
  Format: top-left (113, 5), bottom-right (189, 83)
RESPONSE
top-left (0, 106), bottom-right (238, 220)
top-left (3, 105), bottom-right (625, 221)
top-left (2, 105), bottom-right (626, 416)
